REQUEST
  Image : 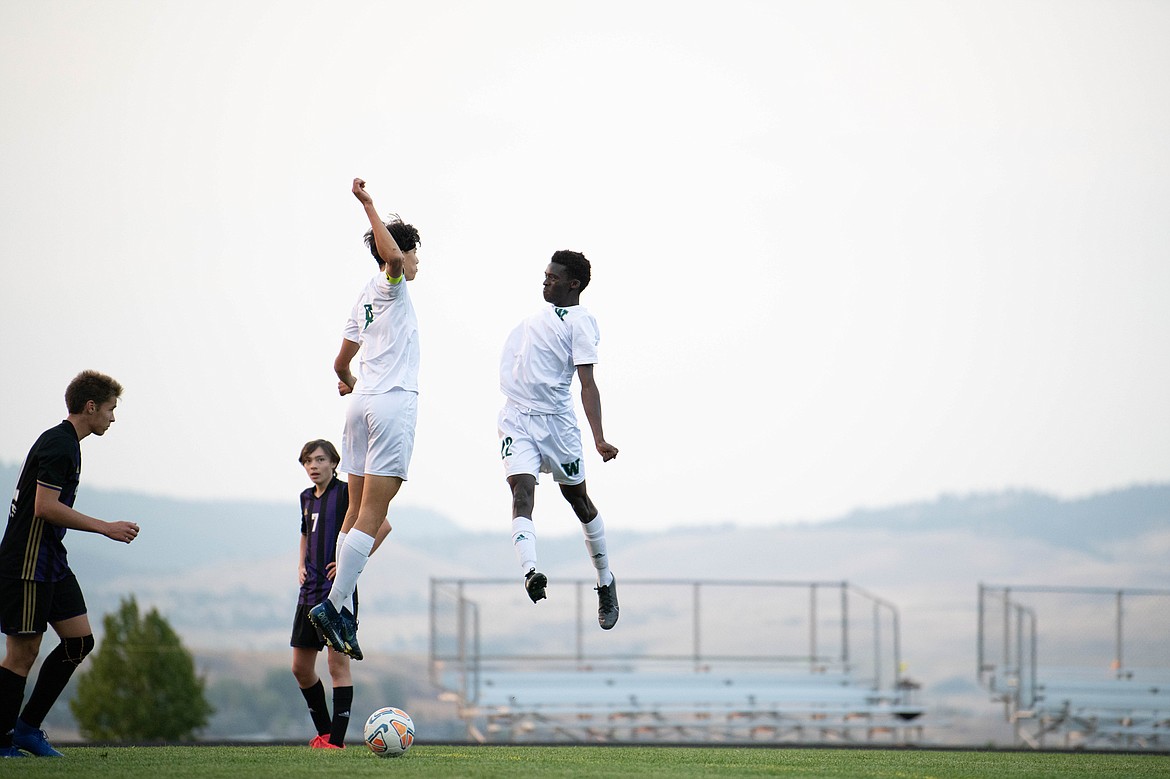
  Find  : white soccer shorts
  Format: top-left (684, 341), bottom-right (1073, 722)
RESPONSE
top-left (497, 402), bottom-right (586, 486)
top-left (342, 389), bottom-right (418, 479)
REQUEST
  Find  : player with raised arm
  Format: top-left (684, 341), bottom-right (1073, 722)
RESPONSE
top-left (0, 371), bottom-right (140, 758)
top-left (499, 250), bottom-right (621, 630)
top-left (309, 179), bottom-right (421, 661)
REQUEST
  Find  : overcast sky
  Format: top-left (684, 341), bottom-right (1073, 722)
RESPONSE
top-left (2, 1), bottom-right (1167, 537)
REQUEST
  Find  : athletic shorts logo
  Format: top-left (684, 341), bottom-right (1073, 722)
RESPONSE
top-left (561, 459), bottom-right (581, 477)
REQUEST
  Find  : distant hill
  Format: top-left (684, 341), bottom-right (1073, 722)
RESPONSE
top-left (823, 484), bottom-right (1170, 554)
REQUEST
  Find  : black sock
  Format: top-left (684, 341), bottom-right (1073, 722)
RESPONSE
top-left (299, 680), bottom-right (332, 735)
top-left (330, 686), bottom-right (353, 746)
top-left (20, 641), bottom-right (80, 729)
top-left (0, 667), bottom-right (28, 747)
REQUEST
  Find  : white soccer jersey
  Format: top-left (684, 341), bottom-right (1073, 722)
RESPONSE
top-left (500, 304), bottom-right (600, 414)
top-left (342, 271), bottom-right (419, 394)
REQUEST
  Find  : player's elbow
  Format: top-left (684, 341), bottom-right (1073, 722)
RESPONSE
top-left (33, 498), bottom-right (59, 523)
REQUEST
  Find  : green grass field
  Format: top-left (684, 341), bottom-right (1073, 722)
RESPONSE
top-left (3, 745), bottom-right (1168, 779)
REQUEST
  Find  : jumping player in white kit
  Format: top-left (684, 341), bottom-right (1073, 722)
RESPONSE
top-left (309, 178), bottom-right (421, 660)
top-left (499, 250), bottom-right (621, 630)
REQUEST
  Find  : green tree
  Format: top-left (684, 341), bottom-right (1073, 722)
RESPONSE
top-left (70, 595), bottom-right (213, 741)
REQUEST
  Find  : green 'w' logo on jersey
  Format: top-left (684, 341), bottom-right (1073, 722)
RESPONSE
top-left (364, 304), bottom-right (374, 329)
top-left (554, 307), bottom-right (568, 321)
top-left (561, 459), bottom-right (580, 477)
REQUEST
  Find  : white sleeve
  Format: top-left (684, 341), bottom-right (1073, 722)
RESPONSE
top-left (343, 295), bottom-right (363, 342)
top-left (571, 314), bottom-right (600, 366)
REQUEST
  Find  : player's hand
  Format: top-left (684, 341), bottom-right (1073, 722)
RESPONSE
top-left (338, 379), bottom-right (354, 396)
top-left (597, 441), bottom-right (619, 462)
top-left (326, 562), bottom-right (338, 580)
top-left (298, 566), bottom-right (307, 585)
top-left (352, 177), bottom-right (373, 205)
top-left (106, 520), bottom-right (140, 544)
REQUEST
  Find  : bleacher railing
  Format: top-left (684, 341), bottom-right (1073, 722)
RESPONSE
top-left (430, 578), bottom-right (908, 702)
top-left (977, 583), bottom-right (1170, 749)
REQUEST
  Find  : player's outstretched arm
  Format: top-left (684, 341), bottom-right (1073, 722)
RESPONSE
top-left (576, 364), bottom-right (619, 462)
top-left (352, 178), bottom-right (405, 279)
top-left (34, 484), bottom-right (139, 543)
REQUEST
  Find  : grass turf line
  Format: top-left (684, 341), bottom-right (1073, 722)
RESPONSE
top-left (2, 745), bottom-right (1167, 778)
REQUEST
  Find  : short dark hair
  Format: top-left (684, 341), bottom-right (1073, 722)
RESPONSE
top-left (551, 249), bottom-right (590, 291)
top-left (299, 439), bottom-right (341, 467)
top-left (363, 216), bottom-right (421, 266)
top-left (65, 370), bottom-right (123, 414)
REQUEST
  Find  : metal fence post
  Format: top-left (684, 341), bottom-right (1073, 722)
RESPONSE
top-left (809, 583), bottom-right (818, 673)
top-left (1115, 589), bottom-right (1124, 679)
top-left (840, 582), bottom-right (849, 672)
top-left (693, 582), bottom-right (702, 671)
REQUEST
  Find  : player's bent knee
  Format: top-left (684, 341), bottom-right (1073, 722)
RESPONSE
top-left (64, 635), bottom-right (95, 666)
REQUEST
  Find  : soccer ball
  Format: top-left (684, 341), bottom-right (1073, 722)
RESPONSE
top-left (363, 706), bottom-right (415, 757)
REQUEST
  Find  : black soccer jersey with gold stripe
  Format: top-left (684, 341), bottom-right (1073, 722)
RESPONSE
top-left (0, 421), bottom-right (81, 582)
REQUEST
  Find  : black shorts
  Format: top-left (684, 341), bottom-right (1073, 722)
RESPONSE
top-left (0, 574), bottom-right (87, 635)
top-left (290, 589), bottom-right (359, 650)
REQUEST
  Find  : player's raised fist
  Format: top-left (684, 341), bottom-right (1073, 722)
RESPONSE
top-left (352, 177), bottom-right (372, 204)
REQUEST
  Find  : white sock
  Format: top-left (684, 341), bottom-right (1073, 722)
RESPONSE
top-left (511, 517), bottom-right (538, 575)
top-left (328, 529), bottom-right (374, 610)
top-left (581, 514), bottom-right (612, 586)
top-left (335, 532), bottom-right (351, 611)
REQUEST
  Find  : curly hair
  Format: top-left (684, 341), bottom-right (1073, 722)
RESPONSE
top-left (64, 370), bottom-right (123, 414)
top-left (551, 249), bottom-right (591, 291)
top-left (363, 215), bottom-right (421, 266)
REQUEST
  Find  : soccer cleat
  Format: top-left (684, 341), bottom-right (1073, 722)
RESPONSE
top-left (12, 719), bottom-right (63, 757)
top-left (0, 746), bottom-right (27, 758)
top-left (595, 576), bottom-right (619, 630)
top-left (524, 568), bottom-right (547, 603)
top-left (339, 607), bottom-right (363, 661)
top-left (310, 734), bottom-right (343, 749)
top-left (308, 600), bottom-right (350, 656)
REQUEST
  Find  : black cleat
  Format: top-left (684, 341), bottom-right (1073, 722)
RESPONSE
top-left (309, 600), bottom-right (350, 656)
top-left (524, 568), bottom-right (547, 603)
top-left (596, 576), bottom-right (619, 630)
top-left (339, 607), bottom-right (363, 661)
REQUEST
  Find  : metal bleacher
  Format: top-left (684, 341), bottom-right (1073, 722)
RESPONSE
top-left (429, 578), bottom-right (924, 743)
top-left (978, 583), bottom-right (1170, 750)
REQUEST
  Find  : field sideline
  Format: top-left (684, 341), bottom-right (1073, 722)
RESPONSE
top-left (4, 745), bottom-right (1168, 778)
